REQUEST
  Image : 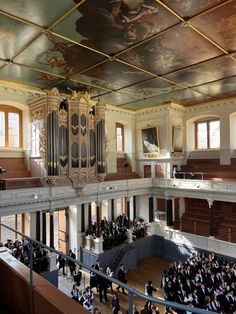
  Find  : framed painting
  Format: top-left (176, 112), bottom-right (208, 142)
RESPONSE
top-left (141, 126), bottom-right (160, 157)
top-left (172, 125), bottom-right (184, 157)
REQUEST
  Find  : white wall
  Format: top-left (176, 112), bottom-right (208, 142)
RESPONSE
top-left (0, 85), bottom-right (42, 157)
top-left (105, 107), bottom-right (136, 173)
top-left (185, 97), bottom-right (236, 164)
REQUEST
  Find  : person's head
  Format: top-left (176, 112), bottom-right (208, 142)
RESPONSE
top-left (120, 263), bottom-right (124, 269)
top-left (148, 280), bottom-right (152, 285)
top-left (93, 307), bottom-right (100, 314)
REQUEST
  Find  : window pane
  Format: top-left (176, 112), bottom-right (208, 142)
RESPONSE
top-left (8, 112), bottom-right (19, 147)
top-left (197, 122), bottom-right (207, 149)
top-left (1, 215), bottom-right (16, 243)
top-left (116, 127), bottom-right (123, 151)
top-left (0, 112), bottom-right (5, 146)
top-left (209, 120), bottom-right (220, 148)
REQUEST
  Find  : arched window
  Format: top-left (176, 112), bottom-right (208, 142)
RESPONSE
top-left (195, 118), bottom-right (220, 149)
top-left (116, 123), bottom-right (124, 152)
top-left (0, 105), bottom-right (22, 148)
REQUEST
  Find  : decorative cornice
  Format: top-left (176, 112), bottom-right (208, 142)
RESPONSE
top-left (0, 83), bottom-right (45, 99)
top-left (186, 96), bottom-right (236, 113)
top-left (135, 102), bottom-right (186, 116)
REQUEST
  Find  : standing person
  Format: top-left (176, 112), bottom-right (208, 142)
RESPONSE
top-left (68, 249), bottom-right (76, 276)
top-left (90, 264), bottom-right (98, 290)
top-left (97, 267), bottom-right (108, 303)
top-left (145, 280), bottom-right (158, 307)
top-left (111, 291), bottom-right (120, 314)
top-left (95, 259), bottom-right (101, 271)
top-left (173, 167), bottom-right (177, 179)
top-left (57, 253), bottom-right (66, 276)
top-left (71, 283), bottom-right (79, 302)
top-left (106, 266), bottom-right (114, 292)
top-left (116, 264), bottom-right (127, 294)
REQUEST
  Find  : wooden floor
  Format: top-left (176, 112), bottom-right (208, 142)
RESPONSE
top-left (92, 255), bottom-right (172, 314)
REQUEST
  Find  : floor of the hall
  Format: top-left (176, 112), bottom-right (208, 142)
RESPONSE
top-left (58, 255), bottom-right (172, 314)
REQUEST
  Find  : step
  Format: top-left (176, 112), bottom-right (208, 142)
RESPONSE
top-left (1, 170), bottom-right (31, 178)
top-left (1, 177), bottom-right (43, 190)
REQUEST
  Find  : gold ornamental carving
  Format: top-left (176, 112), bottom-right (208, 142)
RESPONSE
top-left (39, 126), bottom-right (46, 165)
top-left (31, 109), bottom-right (43, 122)
top-left (58, 108), bottom-right (68, 127)
top-left (47, 87), bottom-right (60, 97)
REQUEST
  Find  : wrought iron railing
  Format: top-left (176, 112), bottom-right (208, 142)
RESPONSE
top-left (0, 222), bottom-right (216, 314)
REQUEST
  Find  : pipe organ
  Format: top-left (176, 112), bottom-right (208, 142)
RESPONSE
top-left (29, 88), bottom-right (106, 187)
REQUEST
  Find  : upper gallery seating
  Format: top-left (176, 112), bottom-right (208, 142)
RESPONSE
top-left (181, 158), bottom-right (236, 181)
top-left (105, 157), bottom-right (139, 181)
top-left (0, 158), bottom-right (42, 190)
top-left (180, 199), bottom-right (236, 243)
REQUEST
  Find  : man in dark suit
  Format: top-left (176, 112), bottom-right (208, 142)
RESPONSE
top-left (68, 249), bottom-right (76, 276)
top-left (116, 264), bottom-right (127, 294)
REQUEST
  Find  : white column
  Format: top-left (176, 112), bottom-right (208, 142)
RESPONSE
top-left (107, 199), bottom-right (112, 221)
top-left (129, 196), bottom-right (134, 221)
top-left (93, 237), bottom-right (104, 254)
top-left (84, 203), bottom-right (89, 231)
top-left (85, 235), bottom-right (93, 251)
top-left (114, 198), bottom-right (118, 218)
top-left (40, 211), bottom-right (43, 242)
top-left (179, 197), bottom-right (185, 218)
top-left (172, 198), bottom-right (175, 222)
top-left (68, 204), bottom-right (83, 261)
top-left (220, 114), bottom-right (231, 164)
top-left (153, 197), bottom-right (158, 221)
top-left (30, 212), bottom-right (37, 239)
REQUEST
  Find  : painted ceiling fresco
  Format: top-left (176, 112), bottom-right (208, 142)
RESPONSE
top-left (0, 0), bottom-right (236, 110)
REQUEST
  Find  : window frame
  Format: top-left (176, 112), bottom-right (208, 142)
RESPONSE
top-left (116, 122), bottom-right (124, 152)
top-left (195, 118), bottom-right (220, 150)
top-left (0, 105), bottom-right (22, 148)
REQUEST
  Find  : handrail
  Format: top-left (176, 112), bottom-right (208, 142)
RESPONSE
top-left (0, 222), bottom-right (216, 314)
top-left (109, 237), bottom-right (128, 271)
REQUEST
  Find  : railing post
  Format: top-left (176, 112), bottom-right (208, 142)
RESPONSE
top-left (128, 290), bottom-right (133, 314)
top-left (29, 239), bottom-right (33, 288)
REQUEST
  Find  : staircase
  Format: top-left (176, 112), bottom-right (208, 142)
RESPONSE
top-left (110, 241), bottom-right (133, 273)
top-left (105, 157), bottom-right (139, 181)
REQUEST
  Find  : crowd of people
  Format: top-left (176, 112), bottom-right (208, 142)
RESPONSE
top-left (3, 238), bottom-right (49, 273)
top-left (69, 259), bottom-right (160, 313)
top-left (86, 214), bottom-right (129, 250)
top-left (162, 251), bottom-right (236, 313)
top-left (86, 214), bottom-right (148, 250)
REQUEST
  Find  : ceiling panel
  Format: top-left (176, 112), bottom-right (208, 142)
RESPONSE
top-left (119, 77), bottom-right (183, 99)
top-left (194, 76), bottom-right (236, 98)
top-left (14, 34), bottom-right (105, 77)
top-left (0, 64), bottom-right (62, 88)
top-left (0, 0), bottom-right (75, 28)
top-left (0, 1), bottom-right (235, 110)
top-left (119, 25), bottom-right (222, 75)
top-left (54, 79), bottom-right (108, 98)
top-left (53, 0), bottom-right (179, 55)
top-left (0, 15), bottom-right (40, 60)
top-left (164, 55), bottom-right (236, 87)
top-left (191, 0), bottom-right (236, 52)
top-left (123, 89), bottom-right (213, 110)
top-left (98, 91), bottom-right (140, 106)
top-left (72, 60), bottom-right (153, 90)
top-left (161, 0), bottom-right (226, 19)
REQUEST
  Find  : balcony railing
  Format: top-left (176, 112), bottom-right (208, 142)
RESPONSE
top-left (0, 222), bottom-right (216, 314)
